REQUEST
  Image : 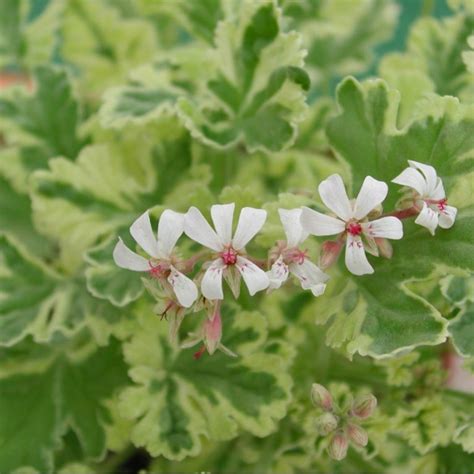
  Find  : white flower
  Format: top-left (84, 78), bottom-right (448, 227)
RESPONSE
top-left (184, 204), bottom-right (269, 300)
top-left (392, 160), bottom-right (457, 235)
top-left (113, 210), bottom-right (198, 308)
top-left (301, 174), bottom-right (403, 276)
top-left (267, 209), bottom-right (329, 296)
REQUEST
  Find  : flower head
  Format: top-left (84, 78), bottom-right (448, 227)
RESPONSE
top-left (113, 210), bottom-right (198, 308)
top-left (267, 209), bottom-right (329, 296)
top-left (392, 160), bottom-right (457, 235)
top-left (184, 204), bottom-right (269, 300)
top-left (301, 174), bottom-right (403, 276)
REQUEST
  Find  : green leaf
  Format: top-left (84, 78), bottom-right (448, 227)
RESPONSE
top-left (118, 303), bottom-right (292, 460)
top-left (177, 1), bottom-right (310, 153)
top-left (449, 301), bottom-right (474, 357)
top-left (0, 337), bottom-right (128, 473)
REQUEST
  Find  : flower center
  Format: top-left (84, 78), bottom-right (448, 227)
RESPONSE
top-left (284, 247), bottom-right (308, 265)
top-left (347, 222), bottom-right (362, 236)
top-left (437, 198), bottom-right (447, 211)
top-left (221, 247), bottom-right (238, 265)
top-left (148, 261), bottom-right (164, 278)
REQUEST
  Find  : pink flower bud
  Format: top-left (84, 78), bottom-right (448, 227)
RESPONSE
top-left (347, 423), bottom-right (368, 447)
top-left (315, 412), bottom-right (338, 435)
top-left (375, 238), bottom-right (393, 259)
top-left (351, 394), bottom-right (377, 419)
top-left (320, 240), bottom-right (343, 269)
top-left (311, 383), bottom-right (333, 411)
top-left (328, 432), bottom-right (348, 461)
top-left (203, 308), bottom-right (222, 355)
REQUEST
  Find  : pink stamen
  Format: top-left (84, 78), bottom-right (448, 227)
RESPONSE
top-left (437, 198), bottom-right (447, 211)
top-left (347, 222), bottom-right (362, 236)
top-left (221, 247), bottom-right (238, 265)
top-left (148, 261), bottom-right (163, 278)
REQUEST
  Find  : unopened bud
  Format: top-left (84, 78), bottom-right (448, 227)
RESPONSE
top-left (375, 238), bottom-right (393, 259)
top-left (328, 432), bottom-right (348, 461)
top-left (315, 412), bottom-right (338, 435)
top-left (351, 394), bottom-right (377, 419)
top-left (347, 423), bottom-right (368, 447)
top-left (320, 241), bottom-right (343, 269)
top-left (311, 383), bottom-right (333, 411)
top-left (203, 308), bottom-right (222, 355)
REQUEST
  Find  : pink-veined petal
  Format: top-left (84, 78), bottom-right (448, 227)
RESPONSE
top-left (113, 238), bottom-right (150, 271)
top-left (301, 207), bottom-right (345, 236)
top-left (267, 256), bottom-right (289, 289)
top-left (408, 160), bottom-right (438, 195)
top-left (211, 203), bottom-right (234, 246)
top-left (290, 259), bottom-right (329, 295)
top-left (415, 202), bottom-right (439, 235)
top-left (235, 256), bottom-right (269, 295)
top-left (345, 234), bottom-right (374, 276)
top-left (130, 211), bottom-right (159, 258)
top-left (318, 174), bottom-right (352, 221)
top-left (278, 208), bottom-right (308, 247)
top-left (392, 167), bottom-right (427, 196)
top-left (353, 176), bottom-right (388, 220)
top-left (157, 210), bottom-right (185, 257)
top-left (168, 266), bottom-right (198, 308)
top-left (184, 207), bottom-right (222, 251)
top-left (438, 205), bottom-right (457, 229)
top-left (232, 207), bottom-right (267, 250)
top-left (201, 258), bottom-right (226, 300)
top-left (362, 217), bottom-right (403, 240)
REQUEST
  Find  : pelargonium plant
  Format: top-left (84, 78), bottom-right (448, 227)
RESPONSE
top-left (0, 1), bottom-right (473, 473)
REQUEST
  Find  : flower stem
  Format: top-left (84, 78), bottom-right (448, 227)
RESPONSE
top-left (386, 206), bottom-right (419, 220)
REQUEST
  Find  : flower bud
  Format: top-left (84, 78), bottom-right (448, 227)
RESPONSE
top-left (375, 238), bottom-right (393, 259)
top-left (203, 308), bottom-right (222, 355)
top-left (311, 383), bottom-right (333, 411)
top-left (328, 432), bottom-right (348, 461)
top-left (351, 394), bottom-right (377, 419)
top-left (320, 241), bottom-right (343, 269)
top-left (315, 412), bottom-right (338, 435)
top-left (347, 423), bottom-right (368, 447)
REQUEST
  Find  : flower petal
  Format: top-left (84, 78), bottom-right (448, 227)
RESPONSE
top-left (290, 259), bottom-right (329, 295)
top-left (345, 234), bottom-right (374, 276)
top-left (168, 266), bottom-right (198, 308)
top-left (362, 217), bottom-right (403, 240)
top-left (431, 178), bottom-right (446, 200)
top-left (301, 207), bottom-right (345, 236)
top-left (232, 207), bottom-right (267, 250)
top-left (392, 167), bottom-right (427, 196)
top-left (267, 256), bottom-right (289, 290)
top-left (184, 207), bottom-right (222, 251)
top-left (408, 160), bottom-right (438, 195)
top-left (278, 208), bottom-right (308, 247)
top-left (211, 203), bottom-right (234, 246)
top-left (157, 210), bottom-right (185, 257)
top-left (113, 238), bottom-right (150, 271)
top-left (236, 256), bottom-right (269, 295)
top-left (353, 176), bottom-right (388, 220)
top-left (415, 202), bottom-right (439, 235)
top-left (438, 205), bottom-right (457, 229)
top-left (201, 258), bottom-right (226, 300)
top-left (318, 174), bottom-right (352, 221)
top-left (130, 211), bottom-right (159, 258)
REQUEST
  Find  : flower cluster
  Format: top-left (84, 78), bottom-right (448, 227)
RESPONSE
top-left (113, 161), bottom-right (457, 357)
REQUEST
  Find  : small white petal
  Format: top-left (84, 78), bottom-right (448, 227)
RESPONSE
top-left (408, 161), bottom-right (438, 195)
top-left (431, 178), bottom-right (446, 200)
top-left (113, 238), bottom-right (150, 271)
top-left (438, 205), bottom-right (457, 229)
top-left (278, 208), bottom-right (308, 247)
top-left (353, 176), bottom-right (388, 220)
top-left (201, 258), bottom-right (226, 300)
top-left (392, 167), bottom-right (427, 196)
top-left (345, 234), bottom-right (374, 276)
top-left (301, 207), bottom-right (345, 236)
top-left (290, 259), bottom-right (329, 294)
top-left (130, 211), bottom-right (159, 258)
top-left (415, 202), bottom-right (439, 235)
top-left (184, 207), bottom-right (222, 251)
top-left (232, 207), bottom-right (267, 250)
top-left (362, 217), bottom-right (403, 240)
top-left (211, 203), bottom-right (234, 246)
top-left (318, 174), bottom-right (352, 221)
top-left (236, 256), bottom-right (269, 295)
top-left (168, 266), bottom-right (198, 308)
top-left (267, 256), bottom-right (289, 289)
top-left (157, 210), bottom-right (185, 257)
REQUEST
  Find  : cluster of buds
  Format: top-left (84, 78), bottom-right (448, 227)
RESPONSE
top-left (311, 383), bottom-right (377, 461)
top-left (112, 161), bottom-right (457, 357)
